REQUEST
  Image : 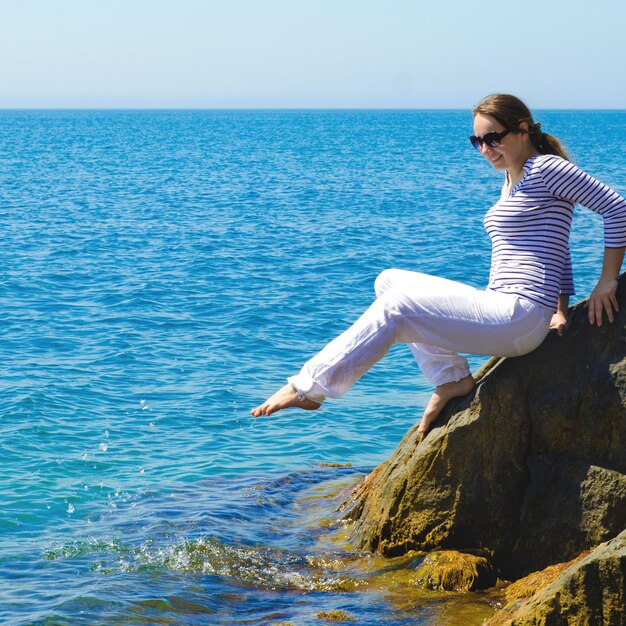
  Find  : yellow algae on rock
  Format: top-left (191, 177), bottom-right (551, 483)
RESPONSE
top-left (316, 461), bottom-right (354, 468)
top-left (316, 609), bottom-right (356, 622)
top-left (413, 550), bottom-right (497, 592)
top-left (501, 550), bottom-right (591, 604)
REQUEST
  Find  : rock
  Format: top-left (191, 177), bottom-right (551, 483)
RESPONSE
top-left (342, 274), bottom-right (626, 580)
top-left (486, 530), bottom-right (626, 625)
top-left (412, 550), bottom-right (497, 592)
top-left (513, 456), bottom-right (626, 575)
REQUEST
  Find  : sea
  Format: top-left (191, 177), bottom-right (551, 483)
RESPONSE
top-left (1, 109), bottom-right (624, 625)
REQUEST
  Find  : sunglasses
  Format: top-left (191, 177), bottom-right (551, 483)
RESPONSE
top-left (469, 129), bottom-right (510, 150)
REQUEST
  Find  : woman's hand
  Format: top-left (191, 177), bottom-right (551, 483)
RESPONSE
top-left (587, 277), bottom-right (619, 326)
top-left (588, 247), bottom-right (624, 326)
top-left (549, 311), bottom-right (567, 336)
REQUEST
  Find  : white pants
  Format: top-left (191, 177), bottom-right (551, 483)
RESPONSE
top-left (287, 268), bottom-right (553, 404)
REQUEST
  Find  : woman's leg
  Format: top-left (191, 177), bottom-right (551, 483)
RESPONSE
top-left (252, 269), bottom-right (551, 424)
top-left (374, 269), bottom-right (479, 432)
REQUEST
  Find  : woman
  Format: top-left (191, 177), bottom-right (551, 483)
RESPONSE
top-left (251, 94), bottom-right (626, 434)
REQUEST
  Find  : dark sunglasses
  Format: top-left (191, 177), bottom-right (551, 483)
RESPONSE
top-left (469, 129), bottom-right (510, 150)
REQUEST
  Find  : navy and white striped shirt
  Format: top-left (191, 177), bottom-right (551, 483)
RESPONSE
top-left (484, 154), bottom-right (626, 309)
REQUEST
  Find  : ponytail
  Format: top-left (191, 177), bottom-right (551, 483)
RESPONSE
top-left (525, 121), bottom-right (570, 161)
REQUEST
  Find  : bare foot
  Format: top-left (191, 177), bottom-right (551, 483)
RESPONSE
top-left (418, 374), bottom-right (476, 435)
top-left (250, 384), bottom-right (321, 417)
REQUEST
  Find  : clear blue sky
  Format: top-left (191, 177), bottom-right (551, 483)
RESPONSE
top-left (0, 0), bottom-right (624, 109)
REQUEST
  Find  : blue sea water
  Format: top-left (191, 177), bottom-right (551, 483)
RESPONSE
top-left (1, 109), bottom-right (625, 625)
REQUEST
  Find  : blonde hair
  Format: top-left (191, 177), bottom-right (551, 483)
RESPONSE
top-left (473, 94), bottom-right (570, 161)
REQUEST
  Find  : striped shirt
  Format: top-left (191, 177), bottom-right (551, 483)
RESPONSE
top-left (484, 154), bottom-right (626, 309)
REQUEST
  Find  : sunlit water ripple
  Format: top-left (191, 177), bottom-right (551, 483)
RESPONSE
top-left (1, 109), bottom-right (624, 625)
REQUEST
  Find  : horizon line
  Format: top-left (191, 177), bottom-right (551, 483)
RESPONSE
top-left (1, 105), bottom-right (626, 112)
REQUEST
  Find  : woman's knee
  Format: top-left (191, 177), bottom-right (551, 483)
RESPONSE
top-left (374, 268), bottom-right (400, 297)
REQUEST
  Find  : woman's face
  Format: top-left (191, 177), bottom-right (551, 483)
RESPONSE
top-left (472, 113), bottom-right (532, 173)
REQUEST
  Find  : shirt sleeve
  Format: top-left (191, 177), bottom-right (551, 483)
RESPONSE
top-left (539, 155), bottom-right (626, 248)
top-left (560, 248), bottom-right (576, 295)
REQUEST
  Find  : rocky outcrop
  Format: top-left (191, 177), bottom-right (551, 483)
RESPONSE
top-left (487, 530), bottom-right (626, 625)
top-left (343, 274), bottom-right (626, 581)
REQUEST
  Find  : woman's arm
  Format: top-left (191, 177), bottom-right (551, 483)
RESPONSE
top-left (550, 294), bottom-right (570, 335)
top-left (551, 250), bottom-right (575, 336)
top-left (539, 157), bottom-right (626, 326)
top-left (587, 247), bottom-right (625, 326)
